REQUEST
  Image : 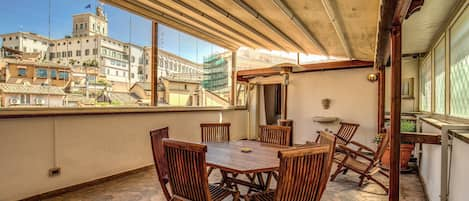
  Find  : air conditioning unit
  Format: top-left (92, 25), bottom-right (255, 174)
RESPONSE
top-left (9, 98), bottom-right (19, 105)
top-left (35, 98), bottom-right (46, 105)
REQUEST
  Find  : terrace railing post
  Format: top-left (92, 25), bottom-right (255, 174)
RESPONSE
top-left (389, 23), bottom-right (402, 201)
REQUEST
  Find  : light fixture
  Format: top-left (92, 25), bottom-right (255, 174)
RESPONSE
top-left (367, 73), bottom-right (378, 82)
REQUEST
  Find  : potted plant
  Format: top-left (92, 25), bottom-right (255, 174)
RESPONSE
top-left (378, 120), bottom-right (416, 170)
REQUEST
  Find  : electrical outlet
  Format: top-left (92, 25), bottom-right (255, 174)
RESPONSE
top-left (48, 167), bottom-right (61, 177)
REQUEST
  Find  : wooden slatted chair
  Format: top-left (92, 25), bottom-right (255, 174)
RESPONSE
top-left (330, 131), bottom-right (390, 194)
top-left (259, 125), bottom-right (291, 146)
top-left (149, 127), bottom-right (171, 200)
top-left (245, 145), bottom-right (333, 201)
top-left (201, 123), bottom-right (231, 143)
top-left (201, 123), bottom-right (231, 176)
top-left (163, 139), bottom-right (240, 201)
top-left (315, 122), bottom-right (359, 146)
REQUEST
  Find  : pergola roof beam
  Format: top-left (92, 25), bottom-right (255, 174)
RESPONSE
top-left (199, 0), bottom-right (288, 52)
top-left (104, 0), bottom-right (238, 50)
top-left (149, 0), bottom-right (252, 48)
top-left (321, 0), bottom-right (353, 59)
top-left (170, 0), bottom-right (264, 49)
top-left (233, 0), bottom-right (306, 53)
top-left (272, 0), bottom-right (328, 56)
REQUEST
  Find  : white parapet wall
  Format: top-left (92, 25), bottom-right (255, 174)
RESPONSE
top-left (421, 120), bottom-right (469, 201)
top-left (0, 109), bottom-right (248, 201)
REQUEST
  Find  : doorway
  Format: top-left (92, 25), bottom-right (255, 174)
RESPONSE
top-left (263, 84), bottom-right (283, 125)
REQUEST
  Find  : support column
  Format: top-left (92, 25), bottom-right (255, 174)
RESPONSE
top-left (378, 66), bottom-right (386, 133)
top-left (389, 23), bottom-right (402, 201)
top-left (280, 72), bottom-right (288, 120)
top-left (151, 22), bottom-right (158, 106)
top-left (231, 51), bottom-right (237, 106)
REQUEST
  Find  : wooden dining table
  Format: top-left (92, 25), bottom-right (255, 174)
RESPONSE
top-left (204, 140), bottom-right (318, 191)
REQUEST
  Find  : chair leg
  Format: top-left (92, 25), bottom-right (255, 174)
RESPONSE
top-left (330, 167), bottom-right (345, 181)
top-left (160, 181), bottom-right (171, 201)
top-left (358, 175), bottom-right (365, 187)
top-left (208, 167), bottom-right (214, 176)
top-left (342, 168), bottom-right (349, 175)
top-left (232, 191), bottom-right (240, 201)
top-left (368, 175), bottom-right (389, 194)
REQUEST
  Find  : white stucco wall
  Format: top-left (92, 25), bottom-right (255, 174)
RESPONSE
top-left (385, 56), bottom-right (420, 113)
top-left (0, 109), bottom-right (248, 201)
top-left (287, 68), bottom-right (378, 147)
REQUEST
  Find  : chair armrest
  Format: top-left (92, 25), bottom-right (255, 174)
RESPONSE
top-left (338, 144), bottom-right (374, 162)
top-left (350, 141), bottom-right (375, 154)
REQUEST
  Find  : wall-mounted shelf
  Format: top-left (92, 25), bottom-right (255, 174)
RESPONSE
top-left (312, 116), bottom-right (339, 124)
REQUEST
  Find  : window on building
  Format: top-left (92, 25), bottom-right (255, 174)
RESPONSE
top-left (20, 94), bottom-right (31, 105)
top-left (36, 68), bottom-right (48, 78)
top-left (85, 49), bottom-right (89, 56)
top-left (58, 71), bottom-right (69, 80)
top-left (450, 8), bottom-right (469, 118)
top-left (18, 68), bottom-right (27, 77)
top-left (67, 51), bottom-right (72, 57)
top-left (80, 23), bottom-right (83, 29)
top-left (50, 70), bottom-right (57, 79)
top-left (76, 50), bottom-right (81, 56)
top-left (92, 48), bottom-right (98, 55)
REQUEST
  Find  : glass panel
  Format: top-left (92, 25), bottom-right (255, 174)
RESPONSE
top-left (158, 24), bottom-right (231, 107)
top-left (420, 55), bottom-right (432, 112)
top-left (434, 38), bottom-right (446, 114)
top-left (0, 1), bottom-right (152, 108)
top-left (450, 8), bottom-right (469, 118)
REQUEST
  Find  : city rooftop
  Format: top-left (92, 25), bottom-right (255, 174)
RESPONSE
top-left (0, 0), bottom-right (468, 201)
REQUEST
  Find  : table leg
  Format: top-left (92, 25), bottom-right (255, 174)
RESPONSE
top-left (256, 173), bottom-right (266, 190)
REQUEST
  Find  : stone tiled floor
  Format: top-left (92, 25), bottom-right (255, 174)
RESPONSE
top-left (45, 166), bottom-right (426, 201)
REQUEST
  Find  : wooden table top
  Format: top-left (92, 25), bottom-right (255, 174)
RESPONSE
top-left (205, 140), bottom-right (293, 174)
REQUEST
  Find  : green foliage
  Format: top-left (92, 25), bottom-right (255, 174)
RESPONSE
top-left (401, 120), bottom-right (416, 132)
top-left (374, 120), bottom-right (416, 144)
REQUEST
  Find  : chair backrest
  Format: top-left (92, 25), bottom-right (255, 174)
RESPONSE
top-left (373, 131), bottom-right (390, 163)
top-left (317, 131), bottom-right (337, 177)
top-left (149, 127), bottom-right (169, 183)
top-left (200, 122), bottom-right (231, 142)
top-left (259, 125), bottom-right (291, 146)
top-left (274, 146), bottom-right (332, 201)
top-left (163, 139), bottom-right (212, 201)
top-left (335, 122), bottom-right (360, 145)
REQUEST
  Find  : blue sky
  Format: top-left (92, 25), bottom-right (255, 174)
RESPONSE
top-left (0, 0), bottom-right (225, 63)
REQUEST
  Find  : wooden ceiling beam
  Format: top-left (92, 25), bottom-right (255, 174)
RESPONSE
top-left (374, 0), bottom-right (413, 69)
top-left (102, 0), bottom-right (239, 50)
top-left (233, 0), bottom-right (306, 53)
top-left (321, 0), bottom-right (353, 59)
top-left (237, 60), bottom-right (374, 80)
top-left (147, 0), bottom-right (252, 48)
top-left (272, 0), bottom-right (328, 56)
top-left (199, 0), bottom-right (288, 52)
top-left (170, 0), bottom-right (265, 49)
